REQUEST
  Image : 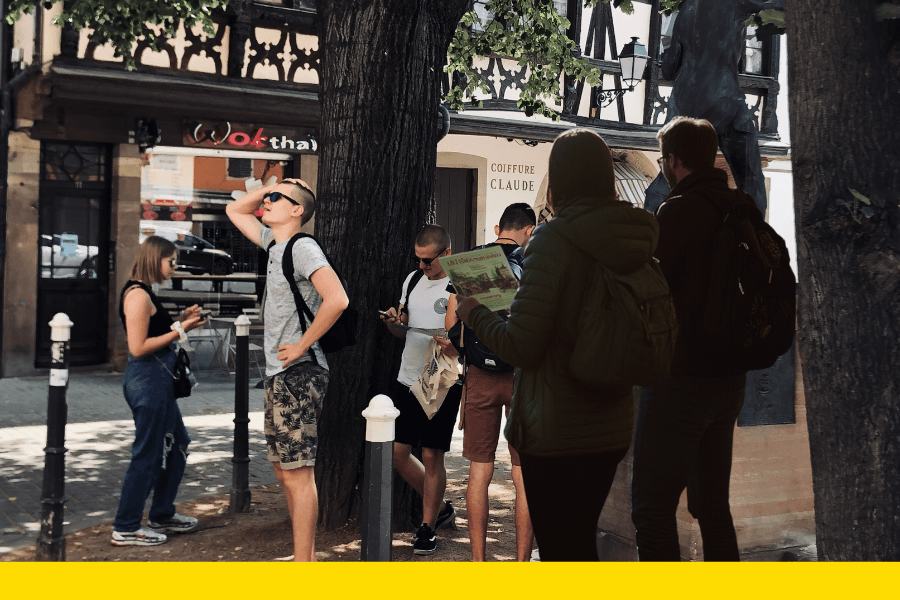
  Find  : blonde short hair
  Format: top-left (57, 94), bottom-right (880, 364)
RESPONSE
top-left (131, 236), bottom-right (177, 284)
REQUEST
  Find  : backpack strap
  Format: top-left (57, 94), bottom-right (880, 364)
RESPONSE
top-left (400, 270), bottom-right (425, 315)
top-left (276, 233), bottom-right (322, 366)
top-left (281, 233), bottom-right (316, 329)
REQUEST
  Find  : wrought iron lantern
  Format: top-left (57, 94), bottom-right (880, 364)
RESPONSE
top-left (595, 37), bottom-right (650, 108)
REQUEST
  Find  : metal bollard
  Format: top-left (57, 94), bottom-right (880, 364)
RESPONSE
top-left (230, 315), bottom-right (252, 512)
top-left (360, 394), bottom-right (400, 561)
top-left (36, 313), bottom-right (72, 561)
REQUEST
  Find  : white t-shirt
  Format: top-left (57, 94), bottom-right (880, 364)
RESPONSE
top-left (396, 271), bottom-right (451, 387)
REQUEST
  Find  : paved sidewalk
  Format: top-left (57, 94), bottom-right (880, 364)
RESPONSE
top-left (0, 371), bottom-right (276, 555)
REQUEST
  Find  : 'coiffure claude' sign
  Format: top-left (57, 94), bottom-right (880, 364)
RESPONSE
top-left (184, 120), bottom-right (317, 154)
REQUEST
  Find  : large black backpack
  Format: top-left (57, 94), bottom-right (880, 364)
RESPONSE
top-left (268, 233), bottom-right (358, 354)
top-left (448, 244), bottom-right (524, 374)
top-left (676, 188), bottom-right (796, 371)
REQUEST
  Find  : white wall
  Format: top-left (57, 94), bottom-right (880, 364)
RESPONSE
top-left (438, 134), bottom-right (552, 244)
top-left (763, 41), bottom-right (797, 275)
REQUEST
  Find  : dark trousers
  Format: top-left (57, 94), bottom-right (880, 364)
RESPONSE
top-left (519, 449), bottom-right (627, 561)
top-left (113, 349), bottom-right (190, 532)
top-left (631, 373), bottom-right (746, 561)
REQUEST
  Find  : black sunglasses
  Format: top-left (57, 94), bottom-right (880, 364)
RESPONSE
top-left (263, 191), bottom-right (301, 206)
top-left (413, 248), bottom-right (446, 266)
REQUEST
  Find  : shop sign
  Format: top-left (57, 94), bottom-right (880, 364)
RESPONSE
top-left (183, 120), bottom-right (317, 154)
top-left (490, 162), bottom-right (536, 192)
top-left (142, 200), bottom-right (193, 222)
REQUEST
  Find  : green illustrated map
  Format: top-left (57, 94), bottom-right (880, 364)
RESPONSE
top-left (439, 245), bottom-right (518, 312)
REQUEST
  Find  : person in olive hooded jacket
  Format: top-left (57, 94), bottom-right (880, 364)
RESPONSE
top-left (455, 128), bottom-right (660, 561)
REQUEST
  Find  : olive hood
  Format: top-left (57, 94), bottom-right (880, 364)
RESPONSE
top-left (548, 195), bottom-right (659, 275)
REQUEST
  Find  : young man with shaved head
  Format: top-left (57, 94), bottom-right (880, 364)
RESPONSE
top-left (381, 224), bottom-right (461, 556)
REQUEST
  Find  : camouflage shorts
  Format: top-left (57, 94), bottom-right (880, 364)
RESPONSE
top-left (263, 363), bottom-right (329, 469)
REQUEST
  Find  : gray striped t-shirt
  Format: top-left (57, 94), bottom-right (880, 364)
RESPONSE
top-left (259, 228), bottom-right (330, 376)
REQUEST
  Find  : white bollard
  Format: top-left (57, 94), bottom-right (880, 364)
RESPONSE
top-left (362, 394), bottom-right (401, 443)
top-left (234, 314), bottom-right (251, 337)
top-left (360, 394), bottom-right (400, 561)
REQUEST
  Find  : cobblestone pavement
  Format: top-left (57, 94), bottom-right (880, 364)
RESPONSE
top-left (0, 371), bottom-right (277, 555)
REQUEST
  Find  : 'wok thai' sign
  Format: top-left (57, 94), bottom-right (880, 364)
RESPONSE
top-left (183, 120), bottom-right (317, 154)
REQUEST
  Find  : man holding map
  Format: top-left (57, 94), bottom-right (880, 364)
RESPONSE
top-left (443, 203), bottom-right (536, 562)
top-left (380, 224), bottom-right (461, 556)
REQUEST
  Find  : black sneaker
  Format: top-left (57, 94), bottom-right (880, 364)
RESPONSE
top-left (413, 524), bottom-right (437, 555)
top-left (434, 501), bottom-right (457, 530)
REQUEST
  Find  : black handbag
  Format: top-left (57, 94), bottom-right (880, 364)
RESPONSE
top-left (156, 348), bottom-right (197, 398)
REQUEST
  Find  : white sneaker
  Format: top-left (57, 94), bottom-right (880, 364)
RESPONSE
top-left (111, 527), bottom-right (167, 547)
top-left (147, 512), bottom-right (199, 533)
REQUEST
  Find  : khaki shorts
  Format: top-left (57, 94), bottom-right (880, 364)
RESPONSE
top-left (462, 367), bottom-right (520, 466)
top-left (263, 362), bottom-right (329, 469)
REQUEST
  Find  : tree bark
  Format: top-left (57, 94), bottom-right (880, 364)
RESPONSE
top-left (313, 0), bottom-right (470, 530)
top-left (786, 1), bottom-right (900, 559)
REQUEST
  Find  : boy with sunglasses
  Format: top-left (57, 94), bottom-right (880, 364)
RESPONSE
top-left (226, 178), bottom-right (349, 561)
top-left (380, 224), bottom-right (461, 555)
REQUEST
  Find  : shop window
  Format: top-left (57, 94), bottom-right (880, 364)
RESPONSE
top-left (139, 152), bottom-right (288, 318)
top-left (227, 158), bottom-right (253, 179)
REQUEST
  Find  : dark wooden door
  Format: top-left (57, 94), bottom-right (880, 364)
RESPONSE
top-left (36, 143), bottom-right (111, 367)
top-left (434, 167), bottom-right (474, 251)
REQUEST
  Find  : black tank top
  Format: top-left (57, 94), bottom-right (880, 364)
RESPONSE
top-left (118, 280), bottom-right (174, 339)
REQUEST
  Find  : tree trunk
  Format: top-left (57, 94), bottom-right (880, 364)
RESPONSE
top-left (313, 0), bottom-right (470, 530)
top-left (786, 2), bottom-right (900, 559)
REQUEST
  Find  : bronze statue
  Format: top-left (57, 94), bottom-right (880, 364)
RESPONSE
top-left (644, 0), bottom-right (784, 214)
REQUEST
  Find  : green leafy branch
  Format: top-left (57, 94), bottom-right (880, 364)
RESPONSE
top-left (659, 0), bottom-right (683, 16)
top-left (445, 0), bottom-right (630, 120)
top-left (6, 0), bottom-right (228, 69)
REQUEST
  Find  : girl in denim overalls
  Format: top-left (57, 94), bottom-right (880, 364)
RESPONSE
top-left (111, 236), bottom-right (206, 546)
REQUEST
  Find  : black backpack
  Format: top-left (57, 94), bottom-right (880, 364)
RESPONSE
top-left (448, 244), bottom-right (524, 374)
top-left (268, 233), bottom-right (358, 354)
top-left (670, 188), bottom-right (796, 371)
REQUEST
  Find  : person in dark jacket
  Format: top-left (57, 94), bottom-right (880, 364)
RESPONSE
top-left (455, 129), bottom-right (659, 561)
top-left (631, 116), bottom-right (749, 561)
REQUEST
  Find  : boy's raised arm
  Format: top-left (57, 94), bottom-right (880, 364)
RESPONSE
top-left (225, 183), bottom-right (276, 248)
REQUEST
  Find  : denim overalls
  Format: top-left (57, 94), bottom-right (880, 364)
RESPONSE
top-left (112, 345), bottom-right (191, 532)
